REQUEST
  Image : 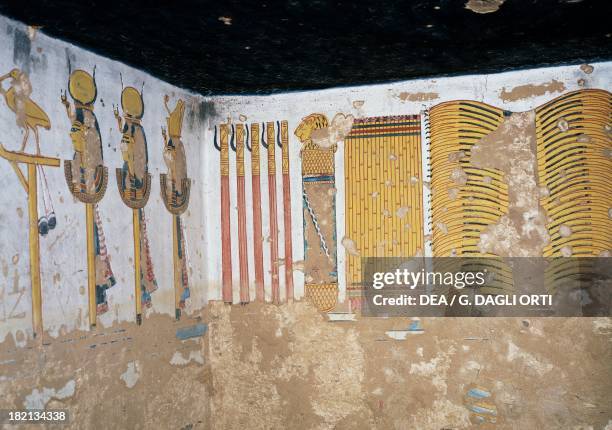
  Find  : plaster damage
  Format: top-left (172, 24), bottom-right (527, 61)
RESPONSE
top-left (471, 111), bottom-right (550, 257)
top-left (499, 80), bottom-right (566, 102)
top-left (0, 314), bottom-right (210, 429)
top-left (310, 113), bottom-right (354, 149)
top-left (396, 91), bottom-right (439, 102)
top-left (206, 303), bottom-right (611, 429)
top-left (171, 350), bottom-right (205, 366)
top-left (208, 302), bottom-right (366, 428)
top-left (24, 379), bottom-right (76, 409)
top-left (120, 361), bottom-right (141, 388)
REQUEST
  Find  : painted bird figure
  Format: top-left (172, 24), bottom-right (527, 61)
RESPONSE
top-left (0, 68), bottom-right (51, 154)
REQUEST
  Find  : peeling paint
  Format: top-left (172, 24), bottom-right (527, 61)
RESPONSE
top-left (507, 340), bottom-right (553, 376)
top-left (397, 91), bottom-right (439, 102)
top-left (580, 64), bottom-right (594, 74)
top-left (24, 379), bottom-right (76, 410)
top-left (120, 361), bottom-right (141, 388)
top-left (170, 350), bottom-right (204, 366)
top-left (341, 236), bottom-right (360, 256)
top-left (471, 111), bottom-right (550, 256)
top-left (499, 80), bottom-right (566, 102)
top-left (310, 113), bottom-right (354, 148)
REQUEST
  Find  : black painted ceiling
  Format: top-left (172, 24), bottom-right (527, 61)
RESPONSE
top-left (0, 0), bottom-right (610, 95)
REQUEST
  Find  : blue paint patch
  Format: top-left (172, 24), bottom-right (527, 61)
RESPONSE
top-left (467, 404), bottom-right (497, 416)
top-left (467, 388), bottom-right (491, 399)
top-left (176, 323), bottom-right (208, 340)
top-left (408, 320), bottom-right (424, 332)
top-left (464, 385), bottom-right (498, 424)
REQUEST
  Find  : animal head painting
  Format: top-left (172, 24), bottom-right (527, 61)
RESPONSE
top-left (294, 113), bottom-right (328, 146)
top-left (0, 68), bottom-right (51, 154)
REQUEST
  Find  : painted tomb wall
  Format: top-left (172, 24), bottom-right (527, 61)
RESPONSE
top-left (0, 12), bottom-right (610, 335)
top-left (0, 16), bottom-right (211, 343)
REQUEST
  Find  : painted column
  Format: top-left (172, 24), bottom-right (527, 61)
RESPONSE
top-left (266, 122), bottom-right (280, 304)
top-left (280, 120), bottom-right (294, 301)
top-left (236, 124), bottom-right (250, 303)
top-left (250, 124), bottom-right (265, 302)
top-left (219, 124), bottom-right (233, 303)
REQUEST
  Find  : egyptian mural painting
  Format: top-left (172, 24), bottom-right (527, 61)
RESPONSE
top-left (427, 100), bottom-right (515, 297)
top-left (265, 121), bottom-right (281, 303)
top-left (279, 121), bottom-right (294, 301)
top-left (0, 45), bottom-right (609, 334)
top-left (161, 96), bottom-right (191, 319)
top-left (214, 123), bottom-right (233, 303)
top-left (235, 123), bottom-right (250, 304)
top-left (344, 115), bottom-right (424, 309)
top-left (250, 123), bottom-right (265, 302)
top-left (0, 69), bottom-right (50, 154)
top-left (0, 68), bottom-right (59, 338)
top-left (535, 90), bottom-right (611, 258)
top-left (213, 120), bottom-right (293, 304)
top-left (294, 114), bottom-right (339, 312)
top-left (114, 85), bottom-right (157, 324)
top-left (297, 91), bottom-right (610, 313)
top-left (535, 90), bottom-right (612, 297)
top-left (61, 69), bottom-right (115, 327)
top-left (1, 65), bottom-right (200, 335)
top-left (427, 89), bottom-right (612, 298)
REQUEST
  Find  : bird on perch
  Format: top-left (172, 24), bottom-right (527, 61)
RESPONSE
top-left (0, 68), bottom-right (51, 154)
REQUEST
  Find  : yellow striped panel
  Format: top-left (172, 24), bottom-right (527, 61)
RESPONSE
top-left (535, 89), bottom-right (612, 257)
top-left (429, 101), bottom-right (509, 257)
top-left (344, 115), bottom-right (424, 289)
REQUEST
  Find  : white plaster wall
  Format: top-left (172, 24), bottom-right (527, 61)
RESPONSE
top-left (1, 13), bottom-right (610, 342)
top-left (0, 16), bottom-right (213, 343)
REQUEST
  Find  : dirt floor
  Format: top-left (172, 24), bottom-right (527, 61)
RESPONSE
top-left (1, 302), bottom-right (611, 429)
